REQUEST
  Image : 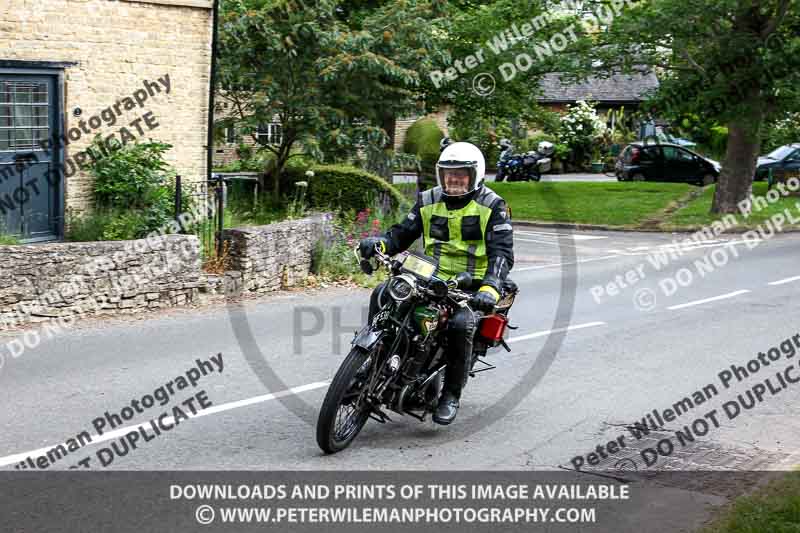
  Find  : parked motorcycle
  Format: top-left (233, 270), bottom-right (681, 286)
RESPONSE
top-left (316, 245), bottom-right (519, 454)
top-left (495, 139), bottom-right (554, 182)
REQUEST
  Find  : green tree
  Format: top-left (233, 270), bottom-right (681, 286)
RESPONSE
top-left (424, 0), bottom-right (595, 150)
top-left (593, 0), bottom-right (800, 213)
top-left (218, 0), bottom-right (449, 199)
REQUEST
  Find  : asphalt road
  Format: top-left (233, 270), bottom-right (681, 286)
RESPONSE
top-left (392, 172), bottom-right (617, 184)
top-left (1, 227), bottom-right (799, 482)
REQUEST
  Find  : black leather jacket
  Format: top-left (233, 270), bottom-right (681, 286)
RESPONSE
top-left (380, 185), bottom-right (514, 293)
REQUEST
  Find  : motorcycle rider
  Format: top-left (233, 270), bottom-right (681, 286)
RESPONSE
top-left (359, 141), bottom-right (514, 425)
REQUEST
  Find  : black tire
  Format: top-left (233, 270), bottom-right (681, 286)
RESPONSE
top-left (702, 173), bottom-right (716, 186)
top-left (316, 347), bottom-right (374, 454)
top-left (631, 173), bottom-right (646, 182)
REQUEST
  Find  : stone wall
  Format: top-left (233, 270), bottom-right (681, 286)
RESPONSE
top-left (0, 214), bottom-right (332, 329)
top-left (0, 0), bottom-right (213, 212)
top-left (223, 214), bottom-right (332, 294)
top-left (0, 234), bottom-right (203, 328)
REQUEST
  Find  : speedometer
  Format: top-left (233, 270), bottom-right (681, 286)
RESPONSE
top-left (401, 254), bottom-right (437, 280)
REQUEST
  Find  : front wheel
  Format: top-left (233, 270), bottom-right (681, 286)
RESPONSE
top-left (316, 347), bottom-right (374, 454)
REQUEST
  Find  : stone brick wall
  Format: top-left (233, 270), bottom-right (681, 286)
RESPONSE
top-left (0, 0), bottom-right (213, 212)
top-left (0, 214), bottom-right (332, 329)
top-left (223, 214), bottom-right (332, 294)
top-left (0, 234), bottom-right (203, 328)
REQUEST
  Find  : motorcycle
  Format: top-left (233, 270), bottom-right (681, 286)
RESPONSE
top-left (495, 139), bottom-right (554, 182)
top-left (316, 245), bottom-right (519, 454)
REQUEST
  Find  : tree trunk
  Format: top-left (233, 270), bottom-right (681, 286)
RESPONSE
top-left (270, 142), bottom-right (292, 203)
top-left (711, 106), bottom-right (763, 214)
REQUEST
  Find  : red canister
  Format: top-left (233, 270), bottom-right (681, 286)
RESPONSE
top-left (479, 314), bottom-right (507, 342)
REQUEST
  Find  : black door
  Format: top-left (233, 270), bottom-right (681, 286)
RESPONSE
top-left (638, 145), bottom-right (662, 180)
top-left (0, 75), bottom-right (59, 241)
top-left (780, 149), bottom-right (800, 176)
top-left (661, 146), bottom-right (697, 182)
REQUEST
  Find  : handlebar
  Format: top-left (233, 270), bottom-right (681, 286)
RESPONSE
top-left (353, 245), bottom-right (474, 304)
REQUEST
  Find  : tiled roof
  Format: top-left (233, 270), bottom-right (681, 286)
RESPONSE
top-left (537, 70), bottom-right (659, 104)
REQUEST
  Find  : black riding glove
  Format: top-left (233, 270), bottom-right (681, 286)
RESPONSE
top-left (471, 286), bottom-right (499, 312)
top-left (359, 236), bottom-right (388, 259)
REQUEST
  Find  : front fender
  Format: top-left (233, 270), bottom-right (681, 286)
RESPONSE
top-left (352, 325), bottom-right (383, 351)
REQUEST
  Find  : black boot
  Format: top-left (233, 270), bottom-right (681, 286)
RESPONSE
top-left (433, 391), bottom-right (460, 425)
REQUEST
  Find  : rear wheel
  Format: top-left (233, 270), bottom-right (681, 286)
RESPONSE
top-left (631, 173), bottom-right (646, 182)
top-left (316, 347), bottom-right (375, 454)
top-left (702, 173), bottom-right (716, 186)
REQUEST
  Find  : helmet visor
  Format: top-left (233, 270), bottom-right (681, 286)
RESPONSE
top-left (436, 161), bottom-right (477, 196)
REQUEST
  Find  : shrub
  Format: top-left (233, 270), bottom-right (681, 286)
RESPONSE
top-left (517, 132), bottom-right (557, 153)
top-left (402, 118), bottom-right (445, 182)
top-left (557, 100), bottom-right (607, 169)
top-left (310, 202), bottom-right (406, 287)
top-left (709, 125), bottom-right (729, 155)
top-left (67, 137), bottom-right (178, 240)
top-left (0, 233), bottom-right (19, 245)
top-left (283, 164), bottom-right (409, 212)
top-left (763, 112), bottom-right (800, 152)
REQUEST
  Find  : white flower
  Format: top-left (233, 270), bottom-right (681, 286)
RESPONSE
top-left (305, 170), bottom-right (315, 178)
top-left (295, 181), bottom-right (308, 187)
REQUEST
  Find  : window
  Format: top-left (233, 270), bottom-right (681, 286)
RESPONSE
top-left (256, 123), bottom-right (283, 145)
top-left (225, 126), bottom-right (236, 144)
top-left (0, 80), bottom-right (50, 152)
top-left (663, 146), bottom-right (694, 162)
top-left (640, 146), bottom-right (660, 161)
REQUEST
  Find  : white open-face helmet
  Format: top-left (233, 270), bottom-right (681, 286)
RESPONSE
top-left (436, 141), bottom-right (486, 198)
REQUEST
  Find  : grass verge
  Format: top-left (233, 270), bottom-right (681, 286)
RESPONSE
top-left (487, 182), bottom-right (694, 227)
top-left (702, 471), bottom-right (800, 533)
top-left (663, 182), bottom-right (800, 230)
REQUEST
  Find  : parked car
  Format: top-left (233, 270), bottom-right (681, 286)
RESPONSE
top-left (615, 142), bottom-right (721, 186)
top-left (755, 144), bottom-right (800, 181)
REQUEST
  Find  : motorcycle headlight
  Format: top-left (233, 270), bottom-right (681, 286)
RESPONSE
top-left (387, 274), bottom-right (416, 302)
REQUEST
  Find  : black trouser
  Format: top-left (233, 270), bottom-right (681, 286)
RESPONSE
top-left (368, 282), bottom-right (479, 400)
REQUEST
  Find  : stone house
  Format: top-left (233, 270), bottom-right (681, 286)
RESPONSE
top-left (393, 70), bottom-right (659, 146)
top-left (0, 0), bottom-right (214, 242)
top-left (536, 70), bottom-right (660, 121)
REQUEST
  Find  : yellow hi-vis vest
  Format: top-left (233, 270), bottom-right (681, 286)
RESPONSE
top-left (419, 186), bottom-right (501, 280)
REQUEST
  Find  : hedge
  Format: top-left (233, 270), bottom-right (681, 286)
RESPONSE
top-left (403, 118), bottom-right (444, 184)
top-left (283, 163), bottom-right (409, 212)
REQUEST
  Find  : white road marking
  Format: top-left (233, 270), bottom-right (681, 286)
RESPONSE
top-left (516, 231), bottom-right (608, 241)
top-left (507, 322), bottom-right (607, 344)
top-left (0, 317), bottom-right (612, 469)
top-left (667, 290), bottom-right (751, 311)
top-left (515, 237), bottom-right (584, 248)
top-left (0, 381), bottom-right (329, 468)
top-left (768, 275), bottom-right (800, 286)
top-left (515, 255), bottom-right (622, 271)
